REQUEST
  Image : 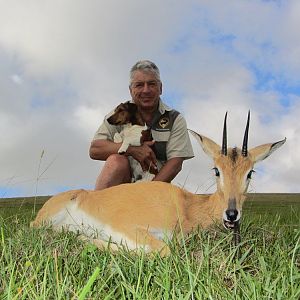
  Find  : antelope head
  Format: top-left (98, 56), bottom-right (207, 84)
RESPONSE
top-left (189, 112), bottom-right (286, 230)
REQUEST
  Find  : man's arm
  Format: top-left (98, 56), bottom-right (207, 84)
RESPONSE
top-left (90, 139), bottom-right (157, 171)
top-left (152, 157), bottom-right (183, 182)
top-left (89, 139), bottom-right (122, 161)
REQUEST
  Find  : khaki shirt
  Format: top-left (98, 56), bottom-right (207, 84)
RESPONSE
top-left (93, 100), bottom-right (194, 164)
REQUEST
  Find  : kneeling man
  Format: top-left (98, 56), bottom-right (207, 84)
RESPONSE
top-left (89, 60), bottom-right (194, 190)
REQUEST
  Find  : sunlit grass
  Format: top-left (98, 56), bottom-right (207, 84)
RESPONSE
top-left (0, 197), bottom-right (299, 299)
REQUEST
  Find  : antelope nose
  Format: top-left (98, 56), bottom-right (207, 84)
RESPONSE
top-left (226, 209), bottom-right (238, 222)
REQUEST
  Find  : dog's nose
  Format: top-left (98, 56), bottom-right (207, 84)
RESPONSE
top-left (225, 209), bottom-right (239, 222)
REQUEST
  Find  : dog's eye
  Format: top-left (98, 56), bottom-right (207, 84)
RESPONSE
top-left (212, 167), bottom-right (220, 177)
top-left (247, 170), bottom-right (255, 180)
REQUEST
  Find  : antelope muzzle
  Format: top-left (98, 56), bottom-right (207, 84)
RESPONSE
top-left (223, 199), bottom-right (241, 229)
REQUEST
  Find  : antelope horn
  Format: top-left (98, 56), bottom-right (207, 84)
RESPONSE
top-left (221, 112), bottom-right (228, 155)
top-left (242, 111), bottom-right (250, 157)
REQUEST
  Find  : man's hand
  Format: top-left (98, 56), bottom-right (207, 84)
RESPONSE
top-left (127, 141), bottom-right (157, 172)
top-left (152, 157), bottom-right (183, 182)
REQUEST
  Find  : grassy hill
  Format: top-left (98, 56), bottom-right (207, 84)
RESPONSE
top-left (0, 195), bottom-right (50, 207)
top-left (1, 193), bottom-right (299, 207)
top-left (0, 193), bottom-right (299, 299)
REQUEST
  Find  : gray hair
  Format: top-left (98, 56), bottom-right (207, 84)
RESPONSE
top-left (129, 60), bottom-right (161, 84)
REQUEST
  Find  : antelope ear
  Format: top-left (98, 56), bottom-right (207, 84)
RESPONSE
top-left (188, 129), bottom-right (221, 159)
top-left (249, 138), bottom-right (286, 163)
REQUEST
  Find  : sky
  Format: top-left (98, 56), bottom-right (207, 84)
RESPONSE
top-left (1, 0), bottom-right (299, 197)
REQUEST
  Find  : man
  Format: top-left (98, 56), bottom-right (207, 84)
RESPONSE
top-left (89, 60), bottom-right (194, 190)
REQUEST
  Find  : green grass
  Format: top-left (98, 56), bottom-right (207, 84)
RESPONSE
top-left (0, 195), bottom-right (299, 299)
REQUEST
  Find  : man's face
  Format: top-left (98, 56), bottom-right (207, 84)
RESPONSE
top-left (129, 70), bottom-right (162, 111)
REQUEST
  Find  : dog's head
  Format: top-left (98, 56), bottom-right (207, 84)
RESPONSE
top-left (107, 102), bottom-right (144, 126)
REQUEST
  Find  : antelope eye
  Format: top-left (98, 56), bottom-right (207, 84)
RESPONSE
top-left (247, 170), bottom-right (255, 180)
top-left (212, 167), bottom-right (220, 177)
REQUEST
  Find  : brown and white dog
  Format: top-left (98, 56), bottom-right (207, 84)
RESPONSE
top-left (107, 102), bottom-right (158, 181)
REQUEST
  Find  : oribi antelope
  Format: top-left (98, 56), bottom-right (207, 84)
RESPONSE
top-left (31, 112), bottom-right (286, 256)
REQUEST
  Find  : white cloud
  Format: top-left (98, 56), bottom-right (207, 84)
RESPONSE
top-left (0, 0), bottom-right (299, 196)
top-left (10, 74), bottom-right (23, 84)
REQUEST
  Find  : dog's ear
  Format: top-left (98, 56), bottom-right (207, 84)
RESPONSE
top-left (128, 102), bottom-right (138, 114)
top-left (129, 103), bottom-right (145, 126)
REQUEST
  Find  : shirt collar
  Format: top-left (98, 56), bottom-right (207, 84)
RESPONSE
top-left (158, 99), bottom-right (172, 114)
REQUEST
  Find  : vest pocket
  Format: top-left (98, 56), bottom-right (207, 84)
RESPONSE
top-left (151, 130), bottom-right (170, 141)
top-left (151, 130), bottom-right (170, 161)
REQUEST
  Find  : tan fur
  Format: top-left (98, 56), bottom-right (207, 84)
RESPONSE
top-left (31, 182), bottom-right (215, 255)
top-left (31, 126), bottom-right (286, 256)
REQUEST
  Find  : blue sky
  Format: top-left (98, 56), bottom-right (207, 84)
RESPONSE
top-left (1, 0), bottom-right (299, 197)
